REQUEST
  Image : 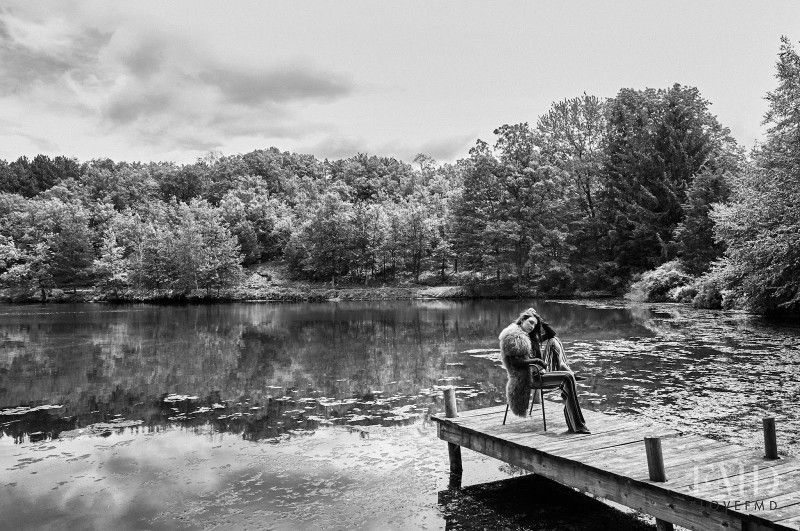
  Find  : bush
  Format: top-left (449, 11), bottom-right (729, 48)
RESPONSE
top-left (625, 260), bottom-right (693, 302)
top-left (536, 264), bottom-right (575, 295)
top-left (692, 276), bottom-right (724, 309)
top-left (670, 284), bottom-right (698, 303)
top-left (578, 262), bottom-right (625, 294)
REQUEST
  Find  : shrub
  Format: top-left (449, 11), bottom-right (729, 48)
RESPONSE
top-left (670, 284), bottom-right (698, 303)
top-left (578, 262), bottom-right (625, 294)
top-left (536, 264), bottom-right (575, 295)
top-left (625, 260), bottom-right (693, 302)
top-left (692, 276), bottom-right (724, 309)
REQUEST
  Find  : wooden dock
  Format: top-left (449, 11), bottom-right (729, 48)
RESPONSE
top-left (432, 395), bottom-right (800, 531)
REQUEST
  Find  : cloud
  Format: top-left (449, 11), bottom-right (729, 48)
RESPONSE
top-left (118, 36), bottom-right (168, 80)
top-left (302, 133), bottom-right (476, 164)
top-left (198, 63), bottom-right (353, 106)
top-left (415, 134), bottom-right (476, 162)
top-left (104, 90), bottom-right (174, 125)
top-left (305, 135), bottom-right (371, 160)
top-left (93, 39), bottom-right (354, 152)
top-left (0, 10), bottom-right (112, 94)
top-left (0, 5), bottom-right (357, 160)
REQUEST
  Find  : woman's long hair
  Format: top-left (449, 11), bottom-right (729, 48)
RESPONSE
top-left (516, 308), bottom-right (541, 342)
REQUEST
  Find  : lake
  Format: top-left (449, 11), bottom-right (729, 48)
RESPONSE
top-left (1, 300), bottom-right (799, 530)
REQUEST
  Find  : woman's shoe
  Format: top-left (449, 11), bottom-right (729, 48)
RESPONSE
top-left (575, 427), bottom-right (591, 434)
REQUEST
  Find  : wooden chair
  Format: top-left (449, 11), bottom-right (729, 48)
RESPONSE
top-left (502, 366), bottom-right (564, 431)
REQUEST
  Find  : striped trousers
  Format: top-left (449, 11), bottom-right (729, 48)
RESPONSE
top-left (535, 371), bottom-right (588, 433)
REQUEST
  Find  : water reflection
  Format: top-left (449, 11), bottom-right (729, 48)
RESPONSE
top-left (3, 300), bottom-right (800, 529)
top-left (2, 300), bottom-right (799, 453)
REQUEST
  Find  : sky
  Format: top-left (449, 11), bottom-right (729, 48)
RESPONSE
top-left (1, 1), bottom-right (799, 165)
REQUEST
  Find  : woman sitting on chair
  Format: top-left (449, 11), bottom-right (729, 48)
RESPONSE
top-left (499, 308), bottom-right (590, 434)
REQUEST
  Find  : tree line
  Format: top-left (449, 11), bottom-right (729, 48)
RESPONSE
top-left (1, 38), bottom-right (799, 314)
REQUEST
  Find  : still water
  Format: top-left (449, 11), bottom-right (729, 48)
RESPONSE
top-left (1, 300), bottom-right (799, 529)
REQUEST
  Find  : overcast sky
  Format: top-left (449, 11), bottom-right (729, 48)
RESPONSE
top-left (1, 1), bottom-right (799, 165)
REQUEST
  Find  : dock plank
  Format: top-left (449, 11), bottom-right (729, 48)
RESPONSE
top-left (433, 405), bottom-right (800, 531)
top-left (776, 510), bottom-right (800, 528)
top-left (438, 422), bottom-right (755, 531)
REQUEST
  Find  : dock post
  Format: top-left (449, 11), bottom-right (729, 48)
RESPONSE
top-left (763, 417), bottom-right (779, 459)
top-left (443, 387), bottom-right (463, 475)
top-left (644, 437), bottom-right (674, 531)
top-left (644, 437), bottom-right (667, 482)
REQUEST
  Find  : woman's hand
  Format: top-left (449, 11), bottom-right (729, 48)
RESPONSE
top-left (529, 358), bottom-right (546, 369)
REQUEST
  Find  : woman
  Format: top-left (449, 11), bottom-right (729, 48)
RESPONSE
top-left (499, 308), bottom-right (590, 434)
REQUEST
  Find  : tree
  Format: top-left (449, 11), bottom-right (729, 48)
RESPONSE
top-left (452, 131), bottom-right (559, 285)
top-left (601, 84), bottom-right (739, 276)
top-left (451, 140), bottom-right (505, 277)
top-left (154, 162), bottom-right (209, 203)
top-left (0, 235), bottom-right (21, 278)
top-left (286, 193), bottom-right (354, 281)
top-left (191, 202), bottom-right (244, 295)
top-left (673, 169), bottom-right (731, 274)
top-left (47, 210), bottom-right (95, 290)
top-left (761, 36), bottom-right (800, 170)
top-left (711, 166), bottom-right (800, 312)
top-left (0, 242), bottom-right (54, 300)
top-left (0, 155), bottom-right (78, 197)
top-left (350, 201), bottom-right (386, 282)
top-left (122, 200), bottom-right (243, 296)
top-left (709, 37), bottom-right (800, 312)
top-left (93, 230), bottom-right (128, 297)
top-left (535, 94), bottom-right (607, 277)
top-left (397, 195), bottom-right (434, 282)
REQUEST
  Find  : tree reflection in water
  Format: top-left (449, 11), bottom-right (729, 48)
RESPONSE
top-left (2, 300), bottom-right (800, 530)
top-left (1, 299), bottom-right (799, 452)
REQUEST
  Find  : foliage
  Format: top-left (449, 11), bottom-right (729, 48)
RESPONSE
top-left (691, 274), bottom-right (725, 310)
top-left (535, 94), bottom-right (607, 265)
top-left (711, 167), bottom-right (800, 312)
top-left (669, 284), bottom-right (698, 303)
top-left (93, 230), bottom-right (128, 297)
top-left (709, 37), bottom-right (800, 313)
top-left (601, 84), bottom-right (739, 275)
top-left (761, 36), bottom-right (800, 170)
top-left (536, 264), bottom-right (575, 295)
top-left (121, 200), bottom-right (243, 296)
top-left (452, 129), bottom-right (560, 284)
top-left (673, 168), bottom-right (731, 274)
top-left (0, 155), bottom-right (79, 197)
top-left (285, 193), bottom-right (354, 281)
top-left (9, 51), bottom-right (800, 313)
top-left (625, 260), bottom-right (693, 302)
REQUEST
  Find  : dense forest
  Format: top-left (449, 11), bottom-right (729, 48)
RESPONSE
top-left (1, 38), bottom-right (799, 314)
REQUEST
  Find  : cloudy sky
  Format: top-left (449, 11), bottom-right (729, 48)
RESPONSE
top-left (1, 1), bottom-right (799, 165)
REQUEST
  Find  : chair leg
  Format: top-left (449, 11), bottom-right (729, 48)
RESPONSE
top-left (528, 390), bottom-right (536, 416)
top-left (503, 403), bottom-right (509, 425)
top-left (541, 392), bottom-right (547, 431)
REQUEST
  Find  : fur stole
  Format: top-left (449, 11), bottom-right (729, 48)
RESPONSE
top-left (499, 323), bottom-right (533, 417)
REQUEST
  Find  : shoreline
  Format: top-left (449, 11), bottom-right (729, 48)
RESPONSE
top-left (0, 282), bottom-right (616, 304)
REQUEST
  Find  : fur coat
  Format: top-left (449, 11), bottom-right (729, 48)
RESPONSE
top-left (499, 323), bottom-right (534, 417)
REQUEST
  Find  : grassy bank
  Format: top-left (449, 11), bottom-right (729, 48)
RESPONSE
top-left (0, 263), bottom-right (616, 303)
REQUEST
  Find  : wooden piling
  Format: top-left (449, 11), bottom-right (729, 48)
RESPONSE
top-left (444, 387), bottom-right (458, 419)
top-left (645, 437), bottom-right (667, 482)
top-left (443, 387), bottom-right (462, 474)
top-left (645, 437), bottom-right (674, 531)
top-left (764, 417), bottom-right (779, 459)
